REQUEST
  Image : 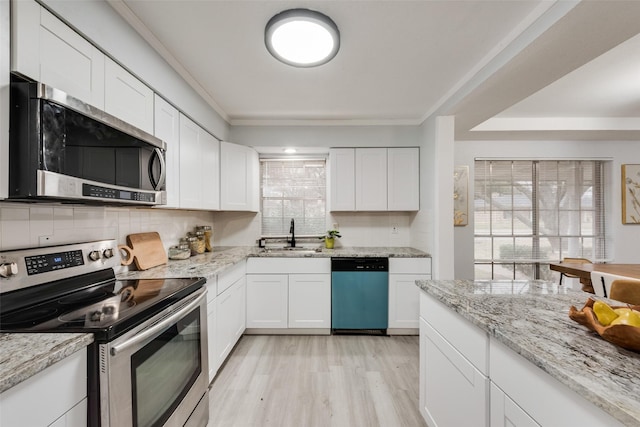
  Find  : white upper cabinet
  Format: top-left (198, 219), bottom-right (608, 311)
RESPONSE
top-left (329, 148), bottom-right (356, 211)
top-left (220, 141), bottom-right (259, 211)
top-left (355, 148), bottom-right (388, 211)
top-left (11, 0), bottom-right (105, 108)
top-left (104, 58), bottom-right (154, 134)
top-left (12, 0), bottom-right (155, 135)
top-left (153, 95), bottom-right (179, 208)
top-left (330, 147), bottom-right (419, 212)
top-left (179, 113), bottom-right (220, 210)
top-left (388, 147), bottom-right (419, 211)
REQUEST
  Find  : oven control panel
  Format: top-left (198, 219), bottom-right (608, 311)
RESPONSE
top-left (0, 239), bottom-right (119, 294)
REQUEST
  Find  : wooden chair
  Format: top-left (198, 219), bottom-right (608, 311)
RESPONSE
top-left (559, 257), bottom-right (592, 286)
top-left (609, 279), bottom-right (640, 305)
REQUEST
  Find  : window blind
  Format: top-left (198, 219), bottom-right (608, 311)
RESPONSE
top-left (474, 160), bottom-right (609, 280)
top-left (260, 158), bottom-right (326, 236)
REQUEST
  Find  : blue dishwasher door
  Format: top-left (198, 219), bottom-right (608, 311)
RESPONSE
top-left (331, 271), bottom-right (388, 330)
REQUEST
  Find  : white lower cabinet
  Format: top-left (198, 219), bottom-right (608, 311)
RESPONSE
top-left (288, 274), bottom-right (331, 328)
top-left (419, 290), bottom-right (625, 427)
top-left (214, 277), bottom-right (246, 370)
top-left (489, 337), bottom-right (624, 427)
top-left (0, 349), bottom-right (87, 427)
top-left (388, 258), bottom-right (431, 331)
top-left (246, 258), bottom-right (331, 333)
top-left (207, 261), bottom-right (247, 383)
top-left (491, 383), bottom-right (539, 427)
top-left (420, 318), bottom-right (489, 427)
top-left (246, 274), bottom-right (288, 328)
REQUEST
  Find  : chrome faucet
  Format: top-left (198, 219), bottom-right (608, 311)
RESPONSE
top-left (288, 218), bottom-right (296, 247)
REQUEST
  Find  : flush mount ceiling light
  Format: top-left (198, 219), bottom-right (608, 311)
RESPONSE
top-left (265, 8), bottom-right (340, 67)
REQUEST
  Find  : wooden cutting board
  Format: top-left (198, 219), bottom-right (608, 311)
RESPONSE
top-left (118, 232), bottom-right (168, 270)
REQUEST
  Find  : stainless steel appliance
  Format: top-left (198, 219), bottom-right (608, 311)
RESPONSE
top-left (0, 240), bottom-right (208, 427)
top-left (331, 257), bottom-right (389, 334)
top-left (9, 75), bottom-right (166, 205)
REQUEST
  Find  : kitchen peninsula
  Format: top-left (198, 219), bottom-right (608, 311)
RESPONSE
top-left (416, 279), bottom-right (640, 427)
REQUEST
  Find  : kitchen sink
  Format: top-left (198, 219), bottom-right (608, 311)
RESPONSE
top-left (260, 247), bottom-right (322, 254)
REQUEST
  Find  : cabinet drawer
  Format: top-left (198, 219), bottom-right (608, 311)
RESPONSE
top-left (217, 260), bottom-right (245, 295)
top-left (420, 292), bottom-right (488, 375)
top-left (247, 257), bottom-right (330, 274)
top-left (389, 258), bottom-right (431, 274)
top-left (490, 337), bottom-right (624, 427)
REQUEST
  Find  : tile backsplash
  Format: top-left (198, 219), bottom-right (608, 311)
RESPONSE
top-left (0, 202), bottom-right (414, 254)
top-left (0, 202), bottom-right (216, 251)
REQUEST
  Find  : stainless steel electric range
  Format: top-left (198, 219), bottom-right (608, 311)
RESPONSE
top-left (0, 239), bottom-right (209, 427)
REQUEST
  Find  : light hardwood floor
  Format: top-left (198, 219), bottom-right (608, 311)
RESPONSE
top-left (207, 335), bottom-right (426, 427)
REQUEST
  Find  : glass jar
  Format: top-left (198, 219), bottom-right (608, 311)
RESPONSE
top-left (196, 225), bottom-right (212, 252)
top-left (186, 235), bottom-right (204, 256)
top-left (168, 245), bottom-right (191, 260)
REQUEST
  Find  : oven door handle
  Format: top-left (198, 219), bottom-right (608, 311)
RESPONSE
top-left (110, 288), bottom-right (206, 357)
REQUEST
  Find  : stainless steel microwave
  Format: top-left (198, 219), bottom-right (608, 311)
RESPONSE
top-left (9, 76), bottom-right (167, 206)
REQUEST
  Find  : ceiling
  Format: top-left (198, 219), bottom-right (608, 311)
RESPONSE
top-left (109, 1), bottom-right (640, 139)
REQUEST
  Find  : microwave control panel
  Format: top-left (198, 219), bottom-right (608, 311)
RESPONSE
top-left (83, 184), bottom-right (156, 203)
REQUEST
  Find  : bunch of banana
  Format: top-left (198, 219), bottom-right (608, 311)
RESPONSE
top-left (593, 301), bottom-right (640, 327)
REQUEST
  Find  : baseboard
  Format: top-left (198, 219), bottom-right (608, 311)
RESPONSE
top-left (243, 328), bottom-right (331, 335)
top-left (387, 328), bottom-right (419, 335)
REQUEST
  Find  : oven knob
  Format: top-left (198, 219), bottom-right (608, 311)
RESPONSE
top-left (88, 250), bottom-right (102, 261)
top-left (103, 248), bottom-right (115, 259)
top-left (0, 262), bottom-right (18, 278)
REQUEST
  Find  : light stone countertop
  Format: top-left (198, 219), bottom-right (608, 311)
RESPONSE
top-left (117, 245), bottom-right (431, 281)
top-left (1, 246), bottom-right (429, 394)
top-left (0, 333), bottom-right (94, 394)
top-left (416, 279), bottom-right (640, 427)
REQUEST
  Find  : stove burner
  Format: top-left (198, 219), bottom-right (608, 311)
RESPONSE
top-left (58, 289), bottom-right (111, 305)
top-left (1, 307), bottom-right (59, 327)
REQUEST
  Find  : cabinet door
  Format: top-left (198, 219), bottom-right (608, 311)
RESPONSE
top-left (207, 295), bottom-right (218, 382)
top-left (355, 148), bottom-right (387, 211)
top-left (246, 275), bottom-right (288, 328)
top-left (388, 147), bottom-right (419, 211)
top-left (154, 95), bottom-right (180, 208)
top-left (220, 141), bottom-right (253, 211)
top-left (104, 58), bottom-right (154, 134)
top-left (491, 383), bottom-right (540, 427)
top-left (388, 274), bottom-right (425, 329)
top-left (215, 283), bottom-right (237, 368)
top-left (420, 319), bottom-right (489, 427)
top-left (200, 130), bottom-right (220, 210)
top-left (12, 0), bottom-right (105, 108)
top-left (288, 274), bottom-right (331, 328)
top-left (179, 114), bottom-right (201, 209)
top-left (329, 148), bottom-right (355, 211)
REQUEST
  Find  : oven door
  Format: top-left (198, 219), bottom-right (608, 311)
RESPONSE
top-left (99, 287), bottom-right (208, 427)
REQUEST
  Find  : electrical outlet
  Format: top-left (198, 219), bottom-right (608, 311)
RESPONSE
top-left (391, 225), bottom-right (399, 234)
top-left (333, 223), bottom-right (339, 230)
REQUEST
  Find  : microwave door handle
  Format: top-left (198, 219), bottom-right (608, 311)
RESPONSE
top-left (110, 288), bottom-right (206, 357)
top-left (149, 148), bottom-right (166, 191)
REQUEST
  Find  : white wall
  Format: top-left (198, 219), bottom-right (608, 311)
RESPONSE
top-left (454, 139), bottom-right (640, 279)
top-left (230, 124), bottom-right (421, 148)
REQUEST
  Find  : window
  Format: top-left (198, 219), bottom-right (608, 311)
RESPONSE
top-left (260, 158), bottom-right (326, 236)
top-left (474, 160), bottom-right (608, 280)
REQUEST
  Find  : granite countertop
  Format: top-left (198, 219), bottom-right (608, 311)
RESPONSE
top-left (0, 333), bottom-right (94, 394)
top-left (416, 279), bottom-right (640, 426)
top-left (118, 245), bottom-right (430, 280)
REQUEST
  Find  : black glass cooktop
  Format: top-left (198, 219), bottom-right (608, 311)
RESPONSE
top-left (0, 277), bottom-right (205, 341)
